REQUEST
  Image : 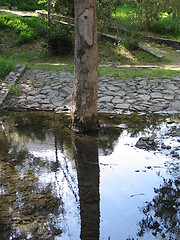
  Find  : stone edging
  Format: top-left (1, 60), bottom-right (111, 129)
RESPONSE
top-left (0, 64), bottom-right (26, 107)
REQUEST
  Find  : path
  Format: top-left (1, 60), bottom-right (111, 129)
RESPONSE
top-left (0, 65), bottom-right (180, 114)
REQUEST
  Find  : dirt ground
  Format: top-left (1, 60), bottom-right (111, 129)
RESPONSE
top-left (146, 42), bottom-right (180, 69)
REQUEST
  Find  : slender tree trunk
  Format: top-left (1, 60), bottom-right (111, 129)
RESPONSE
top-left (71, 0), bottom-right (99, 133)
top-left (48, 0), bottom-right (51, 26)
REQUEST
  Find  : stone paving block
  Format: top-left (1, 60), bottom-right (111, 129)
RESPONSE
top-left (138, 95), bottom-right (151, 101)
top-left (163, 94), bottom-right (175, 100)
top-left (98, 96), bottom-right (113, 103)
top-left (112, 98), bottom-right (124, 104)
top-left (34, 94), bottom-right (46, 99)
top-left (48, 90), bottom-right (59, 98)
top-left (170, 101), bottom-right (180, 111)
top-left (115, 103), bottom-right (130, 109)
top-left (150, 92), bottom-right (163, 99)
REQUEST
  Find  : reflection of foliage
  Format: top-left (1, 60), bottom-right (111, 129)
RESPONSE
top-left (98, 127), bottom-right (121, 155)
top-left (98, 113), bottom-right (176, 155)
top-left (14, 112), bottom-right (53, 141)
top-left (99, 113), bottom-right (171, 137)
top-left (0, 125), bottom-right (11, 161)
top-left (1, 111), bottom-right (72, 148)
top-left (0, 121), bottom-right (64, 239)
top-left (138, 178), bottom-right (180, 239)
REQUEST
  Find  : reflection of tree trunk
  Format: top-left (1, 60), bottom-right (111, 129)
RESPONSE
top-left (72, 135), bottom-right (100, 240)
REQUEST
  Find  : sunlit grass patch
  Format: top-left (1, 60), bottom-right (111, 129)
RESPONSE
top-left (98, 66), bottom-right (180, 80)
top-left (111, 2), bottom-right (137, 25)
top-left (30, 63), bottom-right (74, 73)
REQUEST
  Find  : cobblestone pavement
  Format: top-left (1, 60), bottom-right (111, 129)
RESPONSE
top-left (1, 65), bottom-right (180, 114)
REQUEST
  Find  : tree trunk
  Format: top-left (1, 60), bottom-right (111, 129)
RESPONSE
top-left (48, 0), bottom-right (51, 26)
top-left (71, 0), bottom-right (99, 133)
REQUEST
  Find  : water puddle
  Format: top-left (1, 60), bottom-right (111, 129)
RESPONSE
top-left (0, 111), bottom-right (179, 240)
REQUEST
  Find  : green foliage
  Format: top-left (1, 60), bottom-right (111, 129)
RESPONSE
top-left (112, 1), bottom-right (137, 25)
top-left (31, 63), bottom-right (74, 72)
top-left (0, 56), bottom-right (15, 79)
top-left (112, 1), bottom-right (180, 37)
top-left (0, 0), bottom-right (10, 8)
top-left (135, 0), bottom-right (180, 32)
top-left (0, 15), bottom-right (48, 44)
top-left (53, 0), bottom-right (74, 17)
top-left (45, 24), bottom-right (74, 55)
top-left (152, 13), bottom-right (180, 35)
top-left (0, 0), bottom-right (47, 11)
top-left (98, 66), bottom-right (180, 80)
top-left (97, 0), bottom-right (117, 31)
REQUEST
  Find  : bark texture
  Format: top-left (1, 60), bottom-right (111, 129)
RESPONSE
top-left (72, 0), bottom-right (98, 133)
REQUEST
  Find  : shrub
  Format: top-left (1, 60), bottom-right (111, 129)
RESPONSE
top-left (45, 24), bottom-right (74, 55)
top-left (0, 15), bottom-right (48, 45)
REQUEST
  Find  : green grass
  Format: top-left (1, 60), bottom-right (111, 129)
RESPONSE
top-left (98, 67), bottom-right (180, 80)
top-left (0, 56), bottom-right (16, 80)
top-left (98, 40), bottom-right (163, 65)
top-left (111, 2), bottom-right (137, 27)
top-left (1, 47), bottom-right (48, 64)
top-left (30, 63), bottom-right (74, 72)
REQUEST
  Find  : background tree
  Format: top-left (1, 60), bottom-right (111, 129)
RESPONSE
top-left (48, 0), bottom-right (51, 26)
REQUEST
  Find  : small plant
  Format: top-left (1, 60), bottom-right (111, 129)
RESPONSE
top-left (45, 24), bottom-right (74, 55)
top-left (7, 82), bottom-right (20, 95)
top-left (42, 80), bottom-right (46, 86)
top-left (29, 75), bottom-right (35, 87)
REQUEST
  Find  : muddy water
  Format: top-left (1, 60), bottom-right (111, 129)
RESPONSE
top-left (0, 111), bottom-right (179, 240)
